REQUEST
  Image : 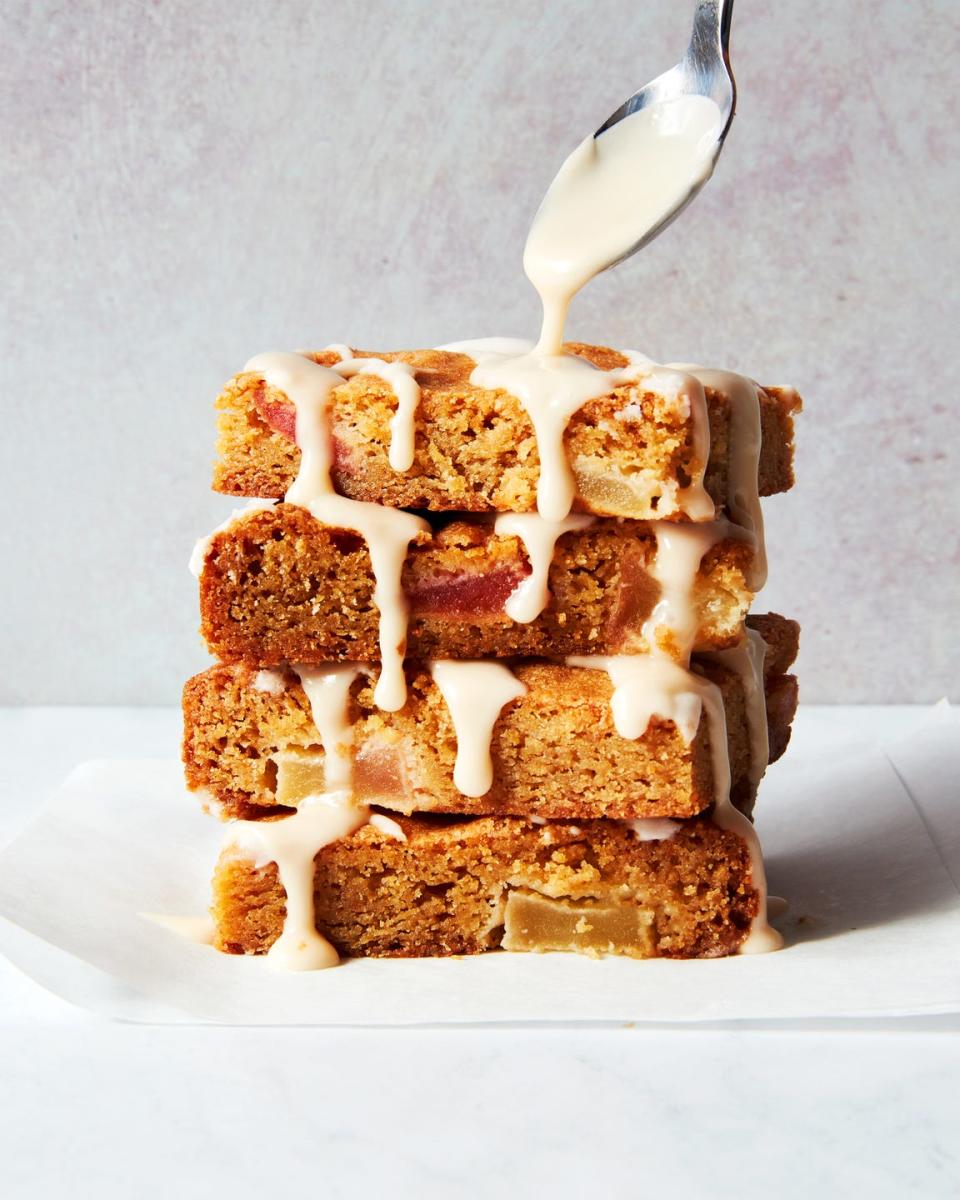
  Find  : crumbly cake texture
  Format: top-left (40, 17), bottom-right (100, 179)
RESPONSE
top-left (212, 814), bottom-right (757, 960)
top-left (182, 615), bottom-right (798, 822)
top-left (212, 346), bottom-right (799, 518)
top-left (198, 503), bottom-right (756, 665)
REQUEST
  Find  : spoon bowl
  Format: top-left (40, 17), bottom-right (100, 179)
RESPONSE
top-left (593, 0), bottom-right (736, 268)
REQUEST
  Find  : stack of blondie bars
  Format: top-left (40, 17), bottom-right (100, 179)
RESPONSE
top-left (183, 342), bottom-right (800, 968)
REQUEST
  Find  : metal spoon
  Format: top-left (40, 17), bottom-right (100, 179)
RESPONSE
top-left (594, 0), bottom-right (736, 265)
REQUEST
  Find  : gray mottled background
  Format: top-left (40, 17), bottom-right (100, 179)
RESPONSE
top-left (3, 0), bottom-right (958, 704)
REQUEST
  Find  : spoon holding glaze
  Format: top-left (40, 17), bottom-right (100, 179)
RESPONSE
top-left (525, 0), bottom-right (737, 353)
top-left (595, 0), bottom-right (736, 258)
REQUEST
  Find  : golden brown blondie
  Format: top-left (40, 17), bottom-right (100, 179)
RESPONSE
top-left (212, 813), bottom-right (759, 960)
top-left (183, 617), bottom-right (798, 823)
top-left (196, 503), bottom-right (758, 665)
top-left (213, 345), bottom-right (799, 518)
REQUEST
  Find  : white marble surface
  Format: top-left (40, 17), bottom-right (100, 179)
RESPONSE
top-left (3, 0), bottom-right (959, 705)
top-left (1, 705), bottom-right (958, 1197)
top-left (1, 1014), bottom-right (958, 1200)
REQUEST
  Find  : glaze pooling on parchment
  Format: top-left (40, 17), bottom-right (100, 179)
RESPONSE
top-left (142, 912), bottom-right (216, 945)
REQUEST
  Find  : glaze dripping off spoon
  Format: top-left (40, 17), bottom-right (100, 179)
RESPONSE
top-left (525, 0), bottom-right (737, 353)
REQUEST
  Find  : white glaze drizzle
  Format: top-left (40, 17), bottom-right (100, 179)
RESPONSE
top-left (221, 663), bottom-right (369, 970)
top-left (567, 655), bottom-right (703, 742)
top-left (323, 343), bottom-right (420, 472)
top-left (429, 661), bottom-right (528, 796)
top-left (226, 801), bottom-right (412, 969)
top-left (369, 813), bottom-right (408, 842)
top-left (671, 365), bottom-right (767, 588)
top-left (447, 339), bottom-right (713, 523)
top-left (494, 512), bottom-right (594, 622)
top-left (246, 351), bottom-right (428, 711)
top-left (693, 678), bottom-right (783, 954)
top-left (252, 669), bottom-right (288, 695)
top-left (228, 791), bottom-right (369, 970)
top-left (621, 818), bottom-right (680, 842)
top-left (640, 520), bottom-right (725, 658)
top-left (248, 351), bottom-right (343, 508)
top-left (292, 664), bottom-right (363, 790)
top-left (562, 416), bottom-right (777, 952)
top-left (141, 912), bottom-right (216, 945)
top-left (524, 95), bottom-right (724, 355)
top-left (566, 656), bottom-right (781, 953)
top-left (305, 496), bottom-right (423, 712)
top-left (468, 341), bottom-right (642, 521)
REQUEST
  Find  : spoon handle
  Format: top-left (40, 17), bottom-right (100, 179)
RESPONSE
top-left (685, 0), bottom-right (736, 124)
top-left (689, 0), bottom-right (734, 63)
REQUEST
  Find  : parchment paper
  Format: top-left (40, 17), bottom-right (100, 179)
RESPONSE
top-left (0, 706), bottom-right (956, 1025)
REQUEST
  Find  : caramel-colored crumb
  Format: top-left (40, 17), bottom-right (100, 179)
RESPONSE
top-left (182, 623), bottom-right (799, 822)
top-left (212, 814), bottom-right (758, 960)
top-left (198, 503), bottom-right (757, 666)
top-left (212, 346), bottom-right (800, 517)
